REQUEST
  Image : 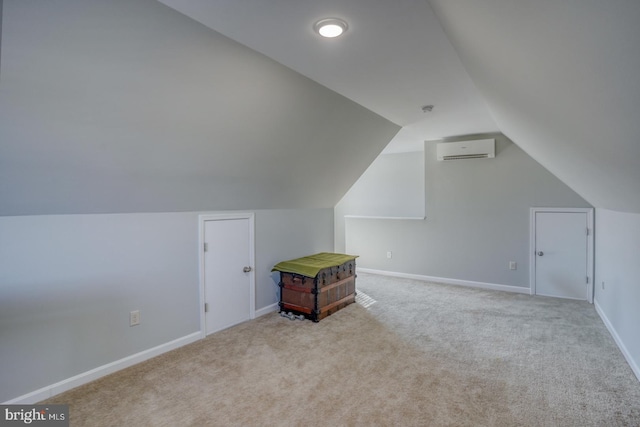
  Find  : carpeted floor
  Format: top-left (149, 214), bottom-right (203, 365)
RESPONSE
top-left (43, 273), bottom-right (640, 426)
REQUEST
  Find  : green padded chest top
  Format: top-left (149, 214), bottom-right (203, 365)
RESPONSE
top-left (271, 252), bottom-right (358, 278)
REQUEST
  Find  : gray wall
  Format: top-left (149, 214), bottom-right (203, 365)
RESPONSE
top-left (255, 209), bottom-right (333, 308)
top-left (594, 209), bottom-right (640, 378)
top-left (337, 151), bottom-right (425, 218)
top-left (335, 134), bottom-right (591, 287)
top-left (0, 208), bottom-right (332, 402)
top-left (0, 0), bottom-right (398, 216)
top-left (0, 0), bottom-right (3, 73)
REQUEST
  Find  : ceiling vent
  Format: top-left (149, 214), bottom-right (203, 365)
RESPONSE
top-left (436, 139), bottom-right (495, 161)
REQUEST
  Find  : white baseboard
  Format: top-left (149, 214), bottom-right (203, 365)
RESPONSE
top-left (594, 300), bottom-right (640, 382)
top-left (4, 331), bottom-right (202, 405)
top-left (255, 303), bottom-right (279, 318)
top-left (357, 268), bottom-right (530, 295)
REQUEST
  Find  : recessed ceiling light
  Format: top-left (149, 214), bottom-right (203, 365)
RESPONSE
top-left (314, 18), bottom-right (348, 38)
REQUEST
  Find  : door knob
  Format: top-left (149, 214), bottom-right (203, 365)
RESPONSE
top-left (243, 266), bottom-right (252, 273)
top-left (537, 251), bottom-right (544, 256)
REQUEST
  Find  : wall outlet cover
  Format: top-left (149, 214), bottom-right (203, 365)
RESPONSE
top-left (130, 310), bottom-right (140, 326)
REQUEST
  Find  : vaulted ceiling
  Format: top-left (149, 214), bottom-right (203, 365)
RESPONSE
top-left (159, 0), bottom-right (640, 213)
top-left (429, 0), bottom-right (640, 213)
top-left (157, 0), bottom-right (500, 154)
top-left (1, 0), bottom-right (638, 215)
top-left (0, 0), bottom-right (399, 215)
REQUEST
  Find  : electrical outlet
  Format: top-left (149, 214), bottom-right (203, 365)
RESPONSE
top-left (602, 281), bottom-right (605, 290)
top-left (130, 310), bottom-right (140, 326)
top-left (509, 261), bottom-right (517, 270)
top-left (387, 251), bottom-right (392, 259)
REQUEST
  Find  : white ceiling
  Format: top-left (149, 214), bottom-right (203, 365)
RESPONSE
top-left (158, 0), bottom-right (640, 213)
top-left (157, 0), bottom-right (499, 153)
top-left (3, 0), bottom-right (636, 214)
top-left (430, 0), bottom-right (640, 213)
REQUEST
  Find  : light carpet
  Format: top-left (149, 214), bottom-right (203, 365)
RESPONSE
top-left (43, 273), bottom-right (640, 426)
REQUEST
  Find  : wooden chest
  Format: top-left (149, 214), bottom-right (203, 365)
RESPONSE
top-left (272, 253), bottom-right (357, 322)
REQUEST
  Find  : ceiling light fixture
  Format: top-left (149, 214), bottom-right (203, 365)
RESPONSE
top-left (314, 18), bottom-right (348, 38)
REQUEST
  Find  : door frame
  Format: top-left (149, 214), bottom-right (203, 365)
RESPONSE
top-left (198, 212), bottom-right (256, 338)
top-left (529, 207), bottom-right (594, 303)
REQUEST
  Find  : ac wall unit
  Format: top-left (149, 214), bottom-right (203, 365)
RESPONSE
top-left (436, 139), bottom-right (495, 161)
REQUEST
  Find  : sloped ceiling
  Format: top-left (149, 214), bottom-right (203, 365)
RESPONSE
top-left (156, 0), bottom-right (500, 153)
top-left (429, 0), bottom-right (640, 213)
top-left (0, 0), bottom-right (399, 215)
top-left (2, 0), bottom-right (638, 216)
top-left (160, 0), bottom-right (639, 214)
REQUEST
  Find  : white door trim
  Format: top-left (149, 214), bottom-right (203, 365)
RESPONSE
top-left (529, 207), bottom-right (594, 303)
top-left (198, 212), bottom-right (256, 338)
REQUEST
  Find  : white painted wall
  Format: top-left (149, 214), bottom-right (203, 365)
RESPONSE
top-left (594, 209), bottom-right (640, 380)
top-left (0, 208), bottom-right (333, 403)
top-left (335, 134), bottom-right (591, 287)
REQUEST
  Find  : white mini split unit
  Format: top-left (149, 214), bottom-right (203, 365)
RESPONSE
top-left (436, 139), bottom-right (495, 161)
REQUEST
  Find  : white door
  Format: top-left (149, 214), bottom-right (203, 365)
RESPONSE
top-left (533, 210), bottom-right (592, 301)
top-left (203, 215), bottom-right (254, 335)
